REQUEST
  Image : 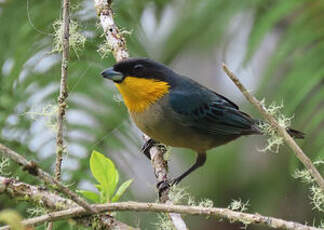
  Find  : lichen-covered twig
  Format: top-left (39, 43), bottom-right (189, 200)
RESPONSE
top-left (93, 0), bottom-right (129, 61)
top-left (143, 135), bottom-right (188, 230)
top-left (0, 176), bottom-right (136, 230)
top-left (55, 0), bottom-right (70, 182)
top-left (222, 64), bottom-right (324, 191)
top-left (0, 143), bottom-right (97, 213)
top-left (0, 201), bottom-right (320, 230)
top-left (51, 1), bottom-right (71, 229)
top-left (0, 176), bottom-right (75, 209)
top-left (93, 1), bottom-right (187, 229)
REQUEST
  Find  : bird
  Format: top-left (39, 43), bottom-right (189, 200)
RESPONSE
top-left (101, 58), bottom-right (304, 188)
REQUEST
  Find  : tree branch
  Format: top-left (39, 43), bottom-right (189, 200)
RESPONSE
top-left (222, 64), bottom-right (324, 191)
top-left (49, 1), bottom-right (71, 229)
top-left (93, 0), bottom-right (188, 229)
top-left (143, 135), bottom-right (188, 230)
top-left (55, 0), bottom-right (70, 184)
top-left (0, 143), bottom-right (97, 213)
top-left (0, 176), bottom-right (75, 209)
top-left (0, 176), bottom-right (136, 230)
top-left (0, 201), bottom-right (320, 230)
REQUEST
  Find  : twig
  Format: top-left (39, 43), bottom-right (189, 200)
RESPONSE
top-left (0, 201), bottom-right (320, 230)
top-left (50, 1), bottom-right (70, 229)
top-left (0, 176), bottom-right (75, 208)
top-left (0, 176), bottom-right (136, 229)
top-left (93, 0), bottom-right (188, 229)
top-left (94, 0), bottom-right (129, 62)
top-left (55, 0), bottom-right (70, 182)
top-left (222, 64), bottom-right (324, 191)
top-left (0, 143), bottom-right (97, 213)
top-left (143, 135), bottom-right (188, 230)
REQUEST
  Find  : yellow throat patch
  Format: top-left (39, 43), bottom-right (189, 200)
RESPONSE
top-left (115, 76), bottom-right (170, 113)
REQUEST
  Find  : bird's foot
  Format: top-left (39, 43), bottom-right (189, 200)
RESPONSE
top-left (157, 180), bottom-right (171, 197)
top-left (141, 139), bottom-right (167, 160)
top-left (156, 178), bottom-right (180, 197)
top-left (141, 138), bottom-right (157, 160)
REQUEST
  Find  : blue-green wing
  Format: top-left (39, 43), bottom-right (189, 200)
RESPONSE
top-left (169, 88), bottom-right (256, 135)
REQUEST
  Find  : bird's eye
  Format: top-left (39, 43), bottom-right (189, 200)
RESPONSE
top-left (134, 64), bottom-right (144, 72)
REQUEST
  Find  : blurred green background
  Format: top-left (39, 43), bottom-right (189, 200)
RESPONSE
top-left (0, 0), bottom-right (323, 229)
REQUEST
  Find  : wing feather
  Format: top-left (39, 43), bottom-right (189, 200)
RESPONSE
top-left (170, 88), bottom-right (256, 136)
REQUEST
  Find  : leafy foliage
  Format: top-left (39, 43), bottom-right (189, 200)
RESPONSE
top-left (79, 150), bottom-right (132, 203)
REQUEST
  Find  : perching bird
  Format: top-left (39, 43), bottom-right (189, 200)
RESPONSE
top-left (101, 58), bottom-right (304, 187)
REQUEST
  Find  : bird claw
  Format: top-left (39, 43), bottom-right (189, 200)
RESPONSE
top-left (157, 180), bottom-right (171, 196)
top-left (141, 138), bottom-right (157, 160)
top-left (141, 139), bottom-right (167, 160)
top-left (157, 178), bottom-right (179, 197)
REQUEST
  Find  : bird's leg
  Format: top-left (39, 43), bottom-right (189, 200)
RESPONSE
top-left (172, 152), bottom-right (206, 185)
top-left (157, 152), bottom-right (206, 193)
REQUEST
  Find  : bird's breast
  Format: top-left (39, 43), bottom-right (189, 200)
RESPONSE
top-left (115, 77), bottom-right (170, 113)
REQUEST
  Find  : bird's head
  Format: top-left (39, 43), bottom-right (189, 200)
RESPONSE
top-left (101, 58), bottom-right (173, 112)
top-left (101, 58), bottom-right (174, 84)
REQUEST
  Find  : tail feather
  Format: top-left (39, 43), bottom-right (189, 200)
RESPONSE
top-left (254, 120), bottom-right (305, 139)
top-left (287, 128), bottom-right (305, 139)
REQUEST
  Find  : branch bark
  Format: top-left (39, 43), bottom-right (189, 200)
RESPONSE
top-left (93, 0), bottom-right (188, 229)
top-left (55, 0), bottom-right (70, 183)
top-left (222, 64), bottom-right (324, 191)
top-left (50, 1), bottom-right (71, 229)
top-left (0, 176), bottom-right (136, 230)
top-left (0, 201), bottom-right (320, 230)
top-left (0, 143), bottom-right (97, 213)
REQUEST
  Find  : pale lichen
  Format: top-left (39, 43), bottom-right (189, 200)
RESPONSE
top-left (293, 161), bottom-right (324, 213)
top-left (52, 19), bottom-right (86, 57)
top-left (310, 185), bottom-right (324, 212)
top-left (258, 100), bottom-right (293, 153)
top-left (155, 213), bottom-right (175, 230)
top-left (292, 169), bottom-right (314, 184)
top-left (228, 199), bottom-right (249, 212)
top-left (27, 205), bottom-right (46, 217)
top-left (0, 157), bottom-right (10, 176)
top-left (198, 198), bottom-right (214, 208)
top-left (25, 104), bottom-right (58, 132)
top-left (97, 40), bottom-right (112, 59)
top-left (168, 186), bottom-right (191, 205)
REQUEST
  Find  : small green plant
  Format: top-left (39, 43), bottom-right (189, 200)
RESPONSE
top-left (78, 150), bottom-right (133, 203)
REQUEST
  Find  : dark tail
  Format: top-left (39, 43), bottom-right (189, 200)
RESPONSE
top-left (253, 120), bottom-right (305, 139)
top-left (287, 128), bottom-right (305, 139)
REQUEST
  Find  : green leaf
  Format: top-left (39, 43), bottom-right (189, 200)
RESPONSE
top-left (90, 150), bottom-right (119, 201)
top-left (111, 179), bottom-right (133, 202)
top-left (78, 190), bottom-right (100, 203)
top-left (95, 184), bottom-right (102, 191)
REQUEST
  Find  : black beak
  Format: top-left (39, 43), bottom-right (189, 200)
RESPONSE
top-left (101, 67), bottom-right (124, 82)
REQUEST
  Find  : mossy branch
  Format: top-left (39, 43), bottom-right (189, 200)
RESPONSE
top-left (222, 64), bottom-right (324, 191)
top-left (0, 143), bottom-right (97, 213)
top-left (0, 176), bottom-right (136, 230)
top-left (0, 201), bottom-right (320, 230)
top-left (55, 0), bottom-right (70, 183)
